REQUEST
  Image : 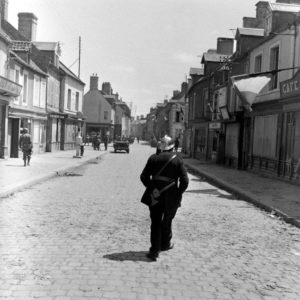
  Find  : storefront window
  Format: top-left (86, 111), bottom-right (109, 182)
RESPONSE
top-left (253, 115), bottom-right (278, 158)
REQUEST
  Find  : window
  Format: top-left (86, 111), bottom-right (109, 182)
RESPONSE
top-left (203, 88), bottom-right (209, 116)
top-left (33, 75), bottom-right (40, 107)
top-left (67, 89), bottom-right (71, 110)
top-left (75, 92), bottom-right (79, 111)
top-left (14, 68), bottom-right (21, 104)
top-left (254, 55), bottom-right (262, 73)
top-left (40, 78), bottom-right (46, 108)
top-left (175, 111), bottom-right (180, 122)
top-left (22, 73), bottom-right (28, 105)
top-left (270, 46), bottom-right (279, 90)
top-left (104, 111), bottom-right (108, 120)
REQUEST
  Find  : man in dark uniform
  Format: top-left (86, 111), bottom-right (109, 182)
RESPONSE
top-left (140, 135), bottom-right (189, 261)
top-left (19, 128), bottom-right (32, 166)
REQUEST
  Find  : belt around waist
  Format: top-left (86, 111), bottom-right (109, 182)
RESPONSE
top-left (152, 176), bottom-right (175, 183)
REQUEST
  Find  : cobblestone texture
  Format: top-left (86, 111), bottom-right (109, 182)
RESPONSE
top-left (0, 143), bottom-right (299, 299)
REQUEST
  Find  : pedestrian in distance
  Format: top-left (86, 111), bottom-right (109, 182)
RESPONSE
top-left (19, 128), bottom-right (33, 167)
top-left (75, 131), bottom-right (83, 157)
top-left (93, 134), bottom-right (101, 150)
top-left (140, 135), bottom-right (189, 261)
top-left (103, 134), bottom-right (108, 151)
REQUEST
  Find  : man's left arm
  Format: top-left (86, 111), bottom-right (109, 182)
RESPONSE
top-left (178, 160), bottom-right (189, 194)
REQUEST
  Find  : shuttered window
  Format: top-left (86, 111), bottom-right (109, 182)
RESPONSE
top-left (253, 115), bottom-right (278, 158)
top-left (225, 123), bottom-right (239, 157)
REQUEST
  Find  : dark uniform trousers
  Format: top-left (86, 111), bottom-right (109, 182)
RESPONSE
top-left (149, 201), bottom-right (178, 253)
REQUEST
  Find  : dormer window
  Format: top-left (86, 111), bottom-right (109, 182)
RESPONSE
top-left (265, 16), bottom-right (272, 35)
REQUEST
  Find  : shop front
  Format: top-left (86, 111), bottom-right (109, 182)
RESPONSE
top-left (0, 76), bottom-right (22, 158)
top-left (46, 112), bottom-right (66, 152)
top-left (61, 113), bottom-right (84, 150)
top-left (8, 109), bottom-right (47, 157)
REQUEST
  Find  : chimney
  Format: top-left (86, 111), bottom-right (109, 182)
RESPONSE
top-left (181, 82), bottom-right (188, 94)
top-left (18, 12), bottom-right (38, 41)
top-left (217, 38), bottom-right (234, 55)
top-left (173, 90), bottom-right (180, 98)
top-left (90, 74), bottom-right (99, 91)
top-left (0, 0), bottom-right (8, 21)
top-left (255, 2), bottom-right (269, 28)
top-left (102, 82), bottom-right (112, 95)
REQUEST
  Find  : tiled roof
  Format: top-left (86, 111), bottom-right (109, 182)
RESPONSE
top-left (236, 27), bottom-right (265, 37)
top-left (1, 19), bottom-right (27, 41)
top-left (59, 62), bottom-right (85, 85)
top-left (11, 51), bottom-right (48, 76)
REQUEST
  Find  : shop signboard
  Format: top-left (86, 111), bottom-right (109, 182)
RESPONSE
top-left (280, 70), bottom-right (300, 98)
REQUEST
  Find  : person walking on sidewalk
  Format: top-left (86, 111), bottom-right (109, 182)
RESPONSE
top-left (103, 134), bottom-right (108, 151)
top-left (19, 128), bottom-right (33, 166)
top-left (140, 135), bottom-right (189, 261)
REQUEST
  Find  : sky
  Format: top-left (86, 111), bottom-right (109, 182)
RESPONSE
top-left (8, 0), bottom-right (259, 117)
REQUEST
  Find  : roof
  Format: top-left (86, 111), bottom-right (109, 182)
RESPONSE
top-left (1, 19), bottom-right (27, 41)
top-left (104, 96), bottom-right (115, 106)
top-left (10, 51), bottom-right (48, 76)
top-left (189, 68), bottom-right (204, 76)
top-left (59, 61), bottom-right (85, 85)
top-left (269, 2), bottom-right (300, 12)
top-left (236, 27), bottom-right (265, 37)
top-left (201, 53), bottom-right (230, 63)
top-left (33, 42), bottom-right (60, 53)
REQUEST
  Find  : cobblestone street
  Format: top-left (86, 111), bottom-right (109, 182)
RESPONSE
top-left (0, 143), bottom-right (300, 299)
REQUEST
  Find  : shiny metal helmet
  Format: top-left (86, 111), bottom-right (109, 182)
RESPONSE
top-left (160, 135), bottom-right (174, 151)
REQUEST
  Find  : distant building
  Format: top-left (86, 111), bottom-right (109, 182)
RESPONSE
top-left (83, 74), bottom-right (114, 140)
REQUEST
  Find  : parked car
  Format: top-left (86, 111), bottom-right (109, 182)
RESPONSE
top-left (113, 140), bottom-right (130, 153)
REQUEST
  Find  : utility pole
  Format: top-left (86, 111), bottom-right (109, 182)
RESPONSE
top-left (78, 36), bottom-right (81, 78)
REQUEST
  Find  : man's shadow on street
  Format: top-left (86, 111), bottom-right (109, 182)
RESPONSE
top-left (103, 251), bottom-right (153, 262)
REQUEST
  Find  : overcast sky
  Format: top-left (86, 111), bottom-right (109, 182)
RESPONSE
top-left (8, 0), bottom-right (259, 116)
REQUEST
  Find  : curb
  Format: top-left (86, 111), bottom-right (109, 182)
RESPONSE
top-left (0, 153), bottom-right (106, 199)
top-left (186, 164), bottom-right (300, 229)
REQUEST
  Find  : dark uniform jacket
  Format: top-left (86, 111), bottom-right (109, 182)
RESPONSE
top-left (19, 133), bottom-right (32, 151)
top-left (140, 151), bottom-right (189, 210)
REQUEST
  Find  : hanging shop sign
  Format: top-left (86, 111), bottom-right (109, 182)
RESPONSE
top-left (209, 122), bottom-right (221, 130)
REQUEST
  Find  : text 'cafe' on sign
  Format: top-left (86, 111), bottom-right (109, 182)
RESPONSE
top-left (280, 70), bottom-right (300, 97)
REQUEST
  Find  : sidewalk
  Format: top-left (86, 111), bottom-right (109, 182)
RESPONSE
top-left (183, 157), bottom-right (300, 229)
top-left (0, 145), bottom-right (106, 198)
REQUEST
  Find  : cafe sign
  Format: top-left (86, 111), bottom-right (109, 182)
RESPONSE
top-left (280, 70), bottom-right (300, 98)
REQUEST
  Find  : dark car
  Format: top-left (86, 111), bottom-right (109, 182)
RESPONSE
top-left (113, 140), bottom-right (130, 153)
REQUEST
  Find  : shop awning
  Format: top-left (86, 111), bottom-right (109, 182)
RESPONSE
top-left (231, 74), bottom-right (271, 111)
top-left (9, 110), bottom-right (47, 120)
